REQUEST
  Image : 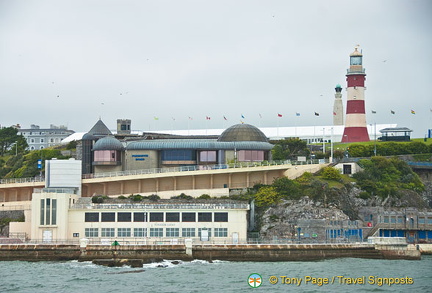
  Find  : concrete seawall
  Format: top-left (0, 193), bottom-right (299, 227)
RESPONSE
top-left (0, 243), bottom-right (421, 262)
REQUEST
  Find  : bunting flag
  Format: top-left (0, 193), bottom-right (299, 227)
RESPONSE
top-left (259, 113), bottom-right (262, 118)
top-left (188, 116), bottom-right (193, 120)
top-left (314, 112), bottom-right (320, 116)
top-left (171, 117), bottom-right (176, 121)
top-left (277, 113), bottom-right (282, 117)
top-left (411, 110), bottom-right (416, 114)
top-left (296, 112), bottom-right (300, 116)
top-left (333, 111), bottom-right (336, 116)
top-left (153, 116), bottom-right (159, 120)
top-left (223, 116), bottom-right (228, 121)
top-left (206, 116), bottom-right (211, 120)
top-left (371, 110), bottom-right (377, 114)
top-left (241, 114), bottom-right (245, 119)
top-left (391, 110), bottom-right (395, 114)
top-left (240, 120), bottom-right (245, 124)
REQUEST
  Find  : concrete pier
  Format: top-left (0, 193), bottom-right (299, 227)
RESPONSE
top-left (0, 243), bottom-right (421, 262)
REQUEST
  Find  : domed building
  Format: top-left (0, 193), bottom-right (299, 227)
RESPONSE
top-left (91, 123), bottom-right (273, 174)
top-left (92, 136), bottom-right (125, 173)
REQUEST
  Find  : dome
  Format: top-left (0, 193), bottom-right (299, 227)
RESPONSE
top-left (93, 136), bottom-right (124, 151)
top-left (218, 124), bottom-right (268, 142)
top-left (82, 133), bottom-right (97, 141)
top-left (335, 84), bottom-right (342, 88)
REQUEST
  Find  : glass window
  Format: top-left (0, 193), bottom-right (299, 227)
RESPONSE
top-left (238, 150), bottom-right (264, 162)
top-left (85, 212), bottom-right (99, 222)
top-left (134, 212), bottom-right (147, 222)
top-left (418, 218), bottom-right (425, 224)
top-left (397, 217), bottom-right (403, 223)
top-left (94, 150), bottom-right (117, 162)
top-left (166, 228), bottom-right (180, 237)
top-left (150, 212), bottom-right (164, 222)
top-left (182, 228), bottom-right (195, 237)
top-left (166, 212), bottom-right (180, 222)
top-left (118, 212), bottom-right (132, 222)
top-left (198, 212), bottom-right (212, 222)
top-left (198, 228), bottom-right (212, 237)
top-left (182, 212), bottom-right (196, 222)
top-left (383, 216), bottom-right (389, 223)
top-left (428, 218), bottom-right (432, 224)
top-left (390, 217), bottom-right (396, 223)
top-left (150, 228), bottom-right (163, 237)
top-left (214, 228), bottom-right (228, 237)
top-left (118, 228), bottom-right (131, 237)
top-left (101, 212), bottom-right (115, 222)
top-left (40, 199), bottom-right (45, 225)
top-left (161, 150), bottom-right (196, 161)
top-left (51, 199), bottom-right (57, 225)
top-left (101, 228), bottom-right (115, 237)
top-left (85, 228), bottom-right (99, 238)
top-left (214, 212), bottom-right (228, 222)
top-left (134, 228), bottom-right (147, 237)
top-left (200, 151), bottom-right (217, 162)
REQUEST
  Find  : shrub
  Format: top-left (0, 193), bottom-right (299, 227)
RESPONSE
top-left (321, 166), bottom-right (342, 181)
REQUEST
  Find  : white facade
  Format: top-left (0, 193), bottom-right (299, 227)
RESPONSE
top-left (18, 124), bottom-right (75, 150)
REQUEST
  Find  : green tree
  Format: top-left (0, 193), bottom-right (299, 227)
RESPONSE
top-left (0, 127), bottom-right (20, 156)
top-left (254, 186), bottom-right (282, 207)
top-left (321, 166), bottom-right (342, 181)
top-left (272, 138), bottom-right (309, 160)
top-left (272, 177), bottom-right (301, 199)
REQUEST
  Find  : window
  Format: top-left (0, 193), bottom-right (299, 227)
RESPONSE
top-left (85, 212), bottom-right (99, 222)
top-left (397, 217), bottom-right (403, 223)
top-left (150, 212), bottom-right (164, 222)
top-left (85, 228), bottom-right (99, 238)
top-left (102, 212), bottom-right (115, 222)
top-left (101, 228), bottom-right (115, 237)
top-left (40, 198), bottom-right (57, 225)
top-left (50, 138), bottom-right (54, 143)
top-left (214, 212), bottom-right (228, 222)
top-left (214, 228), bottom-right (228, 237)
top-left (40, 139), bottom-right (44, 143)
top-left (161, 150), bottom-right (196, 161)
top-left (94, 150), bottom-right (118, 162)
top-left (118, 212), bottom-right (132, 222)
top-left (150, 228), bottom-right (163, 237)
top-left (238, 150), bottom-right (264, 162)
top-left (383, 216), bottom-right (389, 223)
top-left (198, 228), bottom-right (212, 237)
top-left (166, 212), bottom-right (180, 222)
top-left (200, 151), bottom-right (217, 162)
top-left (166, 228), bottom-right (180, 237)
top-left (134, 212), bottom-right (147, 222)
top-left (182, 212), bottom-right (196, 222)
top-left (428, 218), bottom-right (432, 225)
top-left (118, 228), bottom-right (131, 237)
top-left (182, 228), bottom-right (195, 237)
top-left (134, 228), bottom-right (147, 237)
top-left (390, 217), bottom-right (396, 223)
top-left (419, 218), bottom-right (425, 224)
top-left (198, 212), bottom-right (212, 222)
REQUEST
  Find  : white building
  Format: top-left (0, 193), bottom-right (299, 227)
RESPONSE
top-left (11, 158), bottom-right (249, 244)
top-left (18, 124), bottom-right (75, 150)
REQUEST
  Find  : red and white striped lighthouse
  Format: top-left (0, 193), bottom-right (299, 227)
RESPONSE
top-left (341, 46), bottom-right (370, 142)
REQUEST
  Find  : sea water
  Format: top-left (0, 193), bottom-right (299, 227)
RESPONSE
top-left (0, 256), bottom-right (431, 292)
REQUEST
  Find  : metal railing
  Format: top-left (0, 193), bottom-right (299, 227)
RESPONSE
top-left (71, 202), bottom-right (249, 210)
top-left (0, 176), bottom-right (44, 185)
top-left (82, 159), bottom-right (328, 180)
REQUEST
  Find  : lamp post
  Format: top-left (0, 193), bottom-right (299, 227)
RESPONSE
top-left (330, 127), bottom-right (334, 163)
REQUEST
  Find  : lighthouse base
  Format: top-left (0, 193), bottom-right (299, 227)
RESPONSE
top-left (341, 127), bottom-right (370, 142)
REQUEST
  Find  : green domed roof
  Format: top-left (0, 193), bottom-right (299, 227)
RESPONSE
top-left (336, 84), bottom-right (342, 88)
top-left (93, 136), bottom-right (124, 151)
top-left (218, 124), bottom-right (268, 142)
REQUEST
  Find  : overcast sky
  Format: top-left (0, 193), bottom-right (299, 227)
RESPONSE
top-left (1, 0), bottom-right (431, 138)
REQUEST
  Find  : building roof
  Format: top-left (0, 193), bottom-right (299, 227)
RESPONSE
top-left (93, 136), bottom-right (124, 151)
top-left (88, 119), bottom-right (112, 137)
top-left (380, 127), bottom-right (412, 133)
top-left (218, 124), bottom-right (269, 142)
top-left (126, 139), bottom-right (273, 150)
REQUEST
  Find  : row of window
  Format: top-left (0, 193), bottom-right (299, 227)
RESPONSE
top-left (84, 212), bottom-right (228, 223)
top-left (381, 216), bottom-right (432, 224)
top-left (84, 227), bottom-right (228, 238)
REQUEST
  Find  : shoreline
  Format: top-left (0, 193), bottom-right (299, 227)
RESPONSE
top-left (0, 243), bottom-right (425, 262)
